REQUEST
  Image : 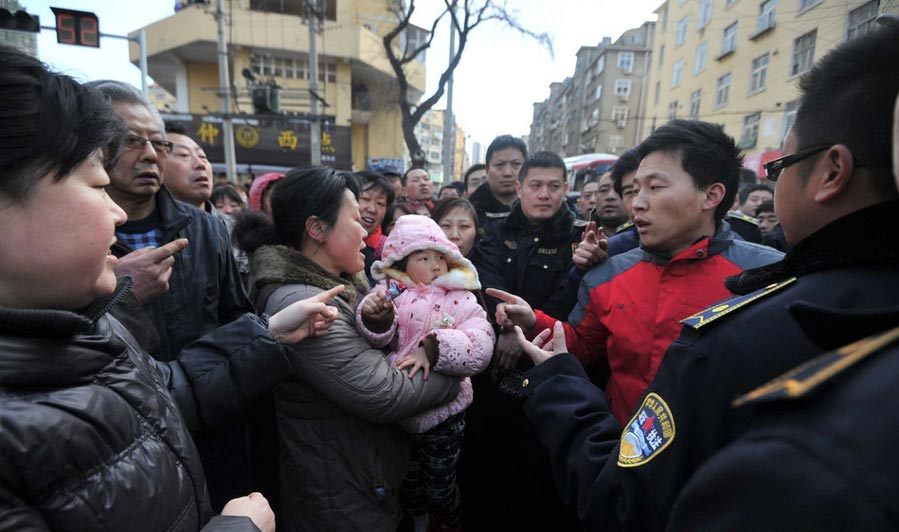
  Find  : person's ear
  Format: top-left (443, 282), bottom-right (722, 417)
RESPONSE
top-left (305, 216), bottom-right (328, 244)
top-left (812, 145), bottom-right (855, 203)
top-left (515, 179), bottom-right (522, 194)
top-left (703, 182), bottom-right (727, 211)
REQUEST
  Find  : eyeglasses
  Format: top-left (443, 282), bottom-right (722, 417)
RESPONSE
top-left (764, 145), bottom-right (865, 182)
top-left (124, 133), bottom-right (174, 156)
top-left (763, 145), bottom-right (831, 182)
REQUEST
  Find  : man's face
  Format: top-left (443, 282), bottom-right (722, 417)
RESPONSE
top-left (774, 130), bottom-right (818, 246)
top-left (108, 103), bottom-right (168, 201)
top-left (578, 181), bottom-right (599, 218)
top-left (632, 151), bottom-right (714, 255)
top-left (757, 211), bottom-right (778, 236)
top-left (596, 173), bottom-right (627, 227)
top-left (404, 169), bottom-right (432, 202)
top-left (619, 171), bottom-right (637, 221)
top-left (518, 167), bottom-right (568, 222)
top-left (741, 189), bottom-right (773, 217)
top-left (465, 168), bottom-right (487, 197)
top-left (487, 147), bottom-right (525, 198)
top-left (165, 132), bottom-right (213, 207)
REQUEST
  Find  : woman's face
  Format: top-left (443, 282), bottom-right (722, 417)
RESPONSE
top-left (317, 190), bottom-right (367, 275)
top-left (0, 151), bottom-right (127, 309)
top-left (438, 206), bottom-right (478, 256)
top-left (359, 184), bottom-right (388, 236)
top-left (214, 196), bottom-right (243, 216)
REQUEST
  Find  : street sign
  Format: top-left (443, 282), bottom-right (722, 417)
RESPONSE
top-left (50, 7), bottom-right (99, 47)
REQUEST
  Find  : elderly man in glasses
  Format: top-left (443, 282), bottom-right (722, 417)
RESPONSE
top-left (508, 21), bottom-right (899, 532)
top-left (88, 80), bottom-right (283, 511)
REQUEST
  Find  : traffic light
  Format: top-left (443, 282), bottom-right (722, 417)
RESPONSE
top-left (0, 9), bottom-right (40, 33)
top-left (50, 8), bottom-right (99, 48)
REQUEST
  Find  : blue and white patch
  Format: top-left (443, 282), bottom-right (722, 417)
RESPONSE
top-left (617, 393), bottom-right (676, 468)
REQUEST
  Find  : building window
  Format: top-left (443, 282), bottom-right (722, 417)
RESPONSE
top-left (658, 44), bottom-right (665, 69)
top-left (790, 30), bottom-right (816, 77)
top-left (847, 0), bottom-right (879, 40)
top-left (595, 55), bottom-right (606, 76)
top-left (591, 108), bottom-right (600, 126)
top-left (697, 0), bottom-right (712, 28)
top-left (672, 59), bottom-right (684, 88)
top-left (668, 101), bottom-right (679, 121)
top-left (615, 79), bottom-right (632, 100)
top-left (676, 17), bottom-right (688, 45)
top-left (726, 0), bottom-right (738, 6)
top-left (722, 22), bottom-right (738, 55)
top-left (618, 52), bottom-right (634, 73)
top-left (249, 54), bottom-right (334, 82)
top-left (661, 5), bottom-right (668, 30)
top-left (757, 0), bottom-right (776, 33)
top-left (741, 112), bottom-right (761, 147)
top-left (249, 0), bottom-right (337, 21)
top-left (609, 135), bottom-right (624, 152)
top-left (689, 89), bottom-right (702, 119)
top-left (782, 99), bottom-right (799, 137)
top-left (595, 85), bottom-right (603, 100)
top-left (693, 41), bottom-right (708, 75)
top-left (655, 81), bottom-right (661, 105)
top-left (798, 0), bottom-right (820, 11)
top-left (715, 72), bottom-right (732, 106)
top-left (612, 106), bottom-right (629, 128)
top-left (750, 53), bottom-right (769, 93)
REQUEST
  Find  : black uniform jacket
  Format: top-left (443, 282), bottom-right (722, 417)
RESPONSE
top-left (669, 305), bottom-right (899, 531)
top-left (520, 201), bottom-right (899, 531)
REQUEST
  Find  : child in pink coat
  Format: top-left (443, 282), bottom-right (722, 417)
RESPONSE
top-left (356, 214), bottom-right (494, 531)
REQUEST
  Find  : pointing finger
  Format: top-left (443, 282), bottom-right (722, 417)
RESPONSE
top-left (485, 287), bottom-right (520, 304)
top-left (310, 284), bottom-right (345, 303)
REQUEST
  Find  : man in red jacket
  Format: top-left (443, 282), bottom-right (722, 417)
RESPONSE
top-left (490, 119), bottom-right (783, 423)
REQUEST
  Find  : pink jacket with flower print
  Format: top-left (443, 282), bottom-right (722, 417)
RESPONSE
top-left (356, 215), bottom-right (495, 433)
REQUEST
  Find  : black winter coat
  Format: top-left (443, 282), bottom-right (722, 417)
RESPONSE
top-left (0, 284), bottom-right (270, 531)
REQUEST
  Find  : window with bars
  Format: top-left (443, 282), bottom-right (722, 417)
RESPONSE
top-left (715, 73), bottom-right (732, 107)
top-left (847, 0), bottom-right (879, 40)
top-left (689, 89), bottom-right (702, 119)
top-left (615, 79), bottom-right (632, 100)
top-left (750, 53), bottom-right (769, 93)
top-left (612, 106), bottom-right (629, 128)
top-left (668, 101), bottom-right (679, 121)
top-left (249, 54), bottom-right (335, 82)
top-left (790, 30), bottom-right (816, 77)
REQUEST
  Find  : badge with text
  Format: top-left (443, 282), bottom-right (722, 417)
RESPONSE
top-left (617, 393), bottom-right (676, 467)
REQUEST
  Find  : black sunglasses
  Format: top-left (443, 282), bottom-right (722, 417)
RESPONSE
top-left (763, 145), bottom-right (831, 182)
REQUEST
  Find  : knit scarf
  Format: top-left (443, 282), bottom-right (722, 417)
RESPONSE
top-left (249, 245), bottom-right (370, 306)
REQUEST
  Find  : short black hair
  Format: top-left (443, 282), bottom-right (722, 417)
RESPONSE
top-left (463, 163), bottom-right (486, 189)
top-left (486, 135), bottom-right (527, 166)
top-left (354, 170), bottom-right (395, 206)
top-left (381, 201), bottom-right (416, 233)
top-left (610, 148), bottom-right (640, 197)
top-left (439, 182), bottom-right (465, 197)
top-left (755, 199), bottom-right (775, 216)
top-left (401, 166), bottom-right (429, 187)
top-left (518, 151), bottom-right (567, 183)
top-left (0, 45), bottom-right (127, 200)
top-left (636, 119), bottom-right (742, 221)
top-left (793, 22), bottom-right (899, 199)
top-left (739, 183), bottom-right (773, 205)
top-left (211, 184), bottom-right (244, 206)
top-left (431, 197), bottom-right (479, 234)
top-left (164, 121), bottom-right (189, 136)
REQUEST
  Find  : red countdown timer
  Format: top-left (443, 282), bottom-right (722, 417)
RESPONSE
top-left (50, 8), bottom-right (99, 48)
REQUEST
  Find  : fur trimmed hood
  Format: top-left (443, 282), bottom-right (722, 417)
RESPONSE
top-left (372, 215), bottom-right (480, 291)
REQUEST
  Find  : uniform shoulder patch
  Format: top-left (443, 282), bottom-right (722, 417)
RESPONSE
top-left (616, 221), bottom-right (635, 232)
top-left (680, 277), bottom-right (797, 330)
top-left (727, 211), bottom-right (759, 226)
top-left (734, 324), bottom-right (899, 407)
top-left (617, 393), bottom-right (676, 468)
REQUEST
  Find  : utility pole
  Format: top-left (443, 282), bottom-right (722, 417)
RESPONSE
top-left (214, 0), bottom-right (237, 183)
top-left (307, 0), bottom-right (321, 166)
top-left (441, 10), bottom-right (456, 185)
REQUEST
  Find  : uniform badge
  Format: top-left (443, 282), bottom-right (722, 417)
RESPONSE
top-left (503, 240), bottom-right (518, 250)
top-left (616, 221), bottom-right (635, 232)
top-left (617, 393), bottom-right (676, 467)
top-left (537, 247), bottom-right (558, 255)
top-left (680, 277), bottom-right (797, 330)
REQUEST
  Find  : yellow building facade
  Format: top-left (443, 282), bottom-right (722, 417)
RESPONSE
top-left (645, 0), bottom-right (894, 175)
top-left (129, 0), bottom-right (427, 171)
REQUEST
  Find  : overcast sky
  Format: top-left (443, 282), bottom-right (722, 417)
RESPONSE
top-left (23, 0), bottom-right (660, 157)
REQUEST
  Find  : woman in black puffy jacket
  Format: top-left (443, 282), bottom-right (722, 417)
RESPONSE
top-left (0, 45), bottom-right (339, 531)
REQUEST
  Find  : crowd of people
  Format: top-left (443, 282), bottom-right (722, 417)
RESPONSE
top-left (0, 18), bottom-right (897, 532)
